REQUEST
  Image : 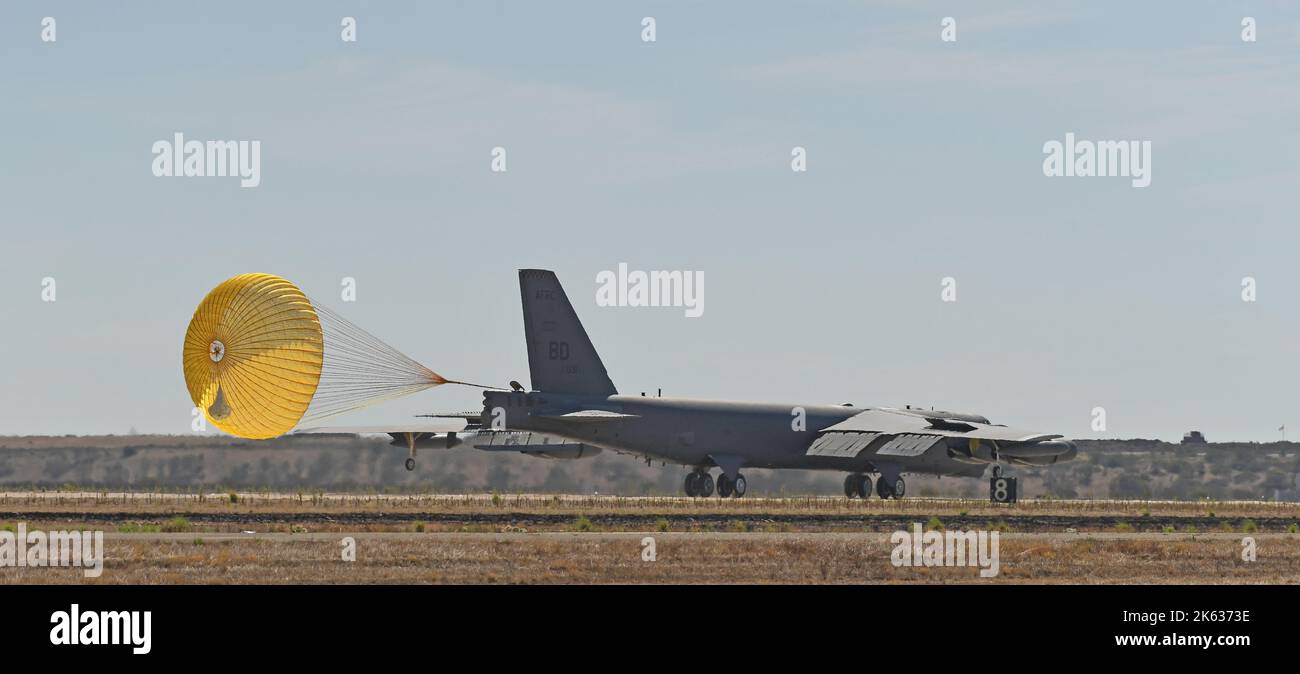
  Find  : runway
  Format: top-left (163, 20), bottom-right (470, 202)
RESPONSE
top-left (1, 491), bottom-right (1296, 533)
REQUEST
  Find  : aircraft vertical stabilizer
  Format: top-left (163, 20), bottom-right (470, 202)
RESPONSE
top-left (518, 269), bottom-right (617, 395)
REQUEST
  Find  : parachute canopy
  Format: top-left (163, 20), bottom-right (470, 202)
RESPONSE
top-left (183, 273), bottom-right (452, 439)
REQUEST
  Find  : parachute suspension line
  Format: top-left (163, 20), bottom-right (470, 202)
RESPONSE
top-left (442, 378), bottom-right (505, 390)
top-left (183, 273), bottom-right (502, 439)
top-left (301, 302), bottom-right (450, 423)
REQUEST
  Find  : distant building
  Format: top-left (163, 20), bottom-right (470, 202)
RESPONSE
top-left (1181, 430), bottom-right (1207, 444)
top-left (1275, 474), bottom-right (1300, 503)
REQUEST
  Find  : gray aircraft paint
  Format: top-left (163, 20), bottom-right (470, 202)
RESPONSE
top-left (305, 269), bottom-right (1076, 492)
top-left (472, 270), bottom-right (1072, 484)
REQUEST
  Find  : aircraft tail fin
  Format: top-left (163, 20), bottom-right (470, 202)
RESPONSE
top-left (518, 269), bottom-right (617, 396)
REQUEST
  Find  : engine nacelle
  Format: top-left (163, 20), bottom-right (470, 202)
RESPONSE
top-left (948, 438), bottom-right (1077, 465)
top-left (1004, 440), bottom-right (1077, 465)
top-left (946, 438), bottom-right (998, 464)
top-left (997, 439), bottom-right (1077, 460)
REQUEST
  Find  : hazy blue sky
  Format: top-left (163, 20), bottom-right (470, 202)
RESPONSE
top-left (2, 1), bottom-right (1299, 441)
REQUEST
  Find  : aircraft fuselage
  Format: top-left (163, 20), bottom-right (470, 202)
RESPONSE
top-left (482, 391), bottom-right (987, 478)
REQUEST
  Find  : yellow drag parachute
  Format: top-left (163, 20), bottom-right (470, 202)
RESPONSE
top-left (183, 274), bottom-right (325, 439)
top-left (184, 273), bottom-right (459, 439)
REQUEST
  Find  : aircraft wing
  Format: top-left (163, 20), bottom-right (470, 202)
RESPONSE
top-left (824, 408), bottom-right (1059, 442)
top-left (471, 430), bottom-right (602, 458)
top-left (416, 412), bottom-right (483, 424)
top-left (295, 424), bottom-right (601, 459)
top-left (534, 410), bottom-right (640, 423)
top-left (295, 420), bottom-right (468, 435)
top-left (807, 407), bottom-right (1069, 463)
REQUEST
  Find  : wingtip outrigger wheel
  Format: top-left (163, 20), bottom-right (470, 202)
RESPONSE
top-left (404, 431), bottom-right (417, 471)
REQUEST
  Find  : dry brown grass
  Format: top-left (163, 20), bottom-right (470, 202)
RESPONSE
top-left (2, 532), bottom-right (1296, 585)
top-left (3, 491), bottom-right (1296, 584)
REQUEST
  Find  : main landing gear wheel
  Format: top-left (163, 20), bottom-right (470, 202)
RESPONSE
top-left (684, 471), bottom-right (714, 497)
top-left (845, 474), bottom-right (873, 499)
top-left (856, 474), bottom-right (873, 499)
top-left (717, 474), bottom-right (734, 498)
top-left (732, 474), bottom-right (747, 498)
top-left (877, 475), bottom-right (905, 499)
top-left (697, 472), bottom-right (714, 498)
top-left (404, 457), bottom-right (415, 471)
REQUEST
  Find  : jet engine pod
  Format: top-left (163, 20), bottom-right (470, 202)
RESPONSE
top-left (1000, 440), bottom-right (1077, 465)
top-left (946, 437), bottom-right (999, 463)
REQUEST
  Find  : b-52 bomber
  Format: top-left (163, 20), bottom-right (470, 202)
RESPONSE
top-left (304, 270), bottom-right (1076, 502)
